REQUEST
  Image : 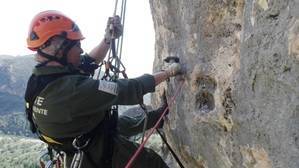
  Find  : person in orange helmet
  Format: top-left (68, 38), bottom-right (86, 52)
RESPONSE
top-left (25, 10), bottom-right (181, 168)
top-left (26, 10), bottom-right (121, 70)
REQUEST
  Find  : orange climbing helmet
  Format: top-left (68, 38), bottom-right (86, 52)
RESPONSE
top-left (27, 10), bottom-right (84, 50)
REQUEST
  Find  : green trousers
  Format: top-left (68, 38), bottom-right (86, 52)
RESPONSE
top-left (66, 106), bottom-right (169, 168)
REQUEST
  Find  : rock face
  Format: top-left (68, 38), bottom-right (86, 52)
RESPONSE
top-left (150, 0), bottom-right (299, 167)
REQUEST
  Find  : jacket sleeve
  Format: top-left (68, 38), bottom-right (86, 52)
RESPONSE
top-left (72, 74), bottom-right (156, 114)
top-left (115, 74), bottom-right (155, 105)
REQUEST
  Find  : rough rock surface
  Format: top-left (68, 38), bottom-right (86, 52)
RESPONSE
top-left (149, 0), bottom-right (299, 167)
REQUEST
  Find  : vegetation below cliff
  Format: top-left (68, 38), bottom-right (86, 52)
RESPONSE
top-left (0, 134), bottom-right (45, 168)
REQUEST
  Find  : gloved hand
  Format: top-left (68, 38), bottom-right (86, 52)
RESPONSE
top-left (165, 62), bottom-right (182, 77)
top-left (104, 15), bottom-right (123, 43)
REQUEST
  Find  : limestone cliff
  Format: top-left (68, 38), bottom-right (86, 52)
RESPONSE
top-left (149, 0), bottom-right (299, 167)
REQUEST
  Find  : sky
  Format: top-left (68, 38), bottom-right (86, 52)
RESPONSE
top-left (0, 0), bottom-right (155, 77)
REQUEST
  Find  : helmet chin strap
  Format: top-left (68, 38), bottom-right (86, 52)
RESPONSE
top-left (37, 40), bottom-right (78, 67)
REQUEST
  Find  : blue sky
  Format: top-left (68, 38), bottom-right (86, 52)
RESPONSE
top-left (0, 0), bottom-right (155, 77)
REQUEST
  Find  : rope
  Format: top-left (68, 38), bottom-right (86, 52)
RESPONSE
top-left (117, 0), bottom-right (127, 62)
top-left (97, 0), bottom-right (127, 81)
top-left (113, 0), bottom-right (118, 16)
top-left (139, 103), bottom-right (149, 143)
top-left (156, 129), bottom-right (185, 168)
top-left (125, 81), bottom-right (185, 168)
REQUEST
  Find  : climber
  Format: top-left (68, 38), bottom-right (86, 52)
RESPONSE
top-left (24, 10), bottom-right (182, 168)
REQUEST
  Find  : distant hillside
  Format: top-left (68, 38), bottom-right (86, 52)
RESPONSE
top-left (0, 55), bottom-right (35, 136)
top-left (0, 55), bottom-right (35, 115)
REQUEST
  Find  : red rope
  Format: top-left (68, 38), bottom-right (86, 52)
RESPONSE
top-left (125, 81), bottom-right (184, 168)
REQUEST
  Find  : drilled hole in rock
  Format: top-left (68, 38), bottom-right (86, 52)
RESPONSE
top-left (196, 76), bottom-right (217, 92)
top-left (196, 91), bottom-right (215, 112)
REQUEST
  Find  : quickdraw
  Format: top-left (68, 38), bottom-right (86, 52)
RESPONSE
top-left (97, 0), bottom-right (128, 82)
top-left (98, 0), bottom-right (150, 144)
top-left (70, 136), bottom-right (91, 168)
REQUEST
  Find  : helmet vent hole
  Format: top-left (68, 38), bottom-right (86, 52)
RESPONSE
top-left (47, 16), bottom-right (53, 21)
top-left (40, 18), bottom-right (47, 22)
top-left (30, 31), bottom-right (39, 40)
top-left (72, 24), bottom-right (80, 32)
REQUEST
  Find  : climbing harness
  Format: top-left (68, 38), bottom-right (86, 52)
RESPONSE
top-left (125, 81), bottom-right (185, 168)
